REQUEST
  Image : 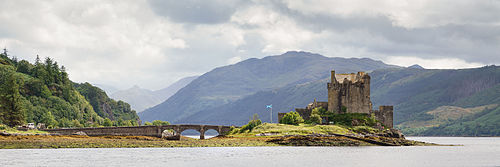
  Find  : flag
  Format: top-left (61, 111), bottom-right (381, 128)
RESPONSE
top-left (266, 104), bottom-right (272, 109)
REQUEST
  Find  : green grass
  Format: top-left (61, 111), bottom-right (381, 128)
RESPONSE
top-left (230, 123), bottom-right (352, 137)
top-left (0, 124), bottom-right (48, 134)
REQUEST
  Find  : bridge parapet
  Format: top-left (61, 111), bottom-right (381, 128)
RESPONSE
top-left (42, 124), bottom-right (233, 140)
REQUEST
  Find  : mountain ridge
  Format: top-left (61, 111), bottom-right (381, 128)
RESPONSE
top-left (111, 76), bottom-right (198, 112)
top-left (139, 51), bottom-right (397, 123)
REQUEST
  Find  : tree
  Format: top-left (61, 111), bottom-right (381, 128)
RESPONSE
top-left (0, 70), bottom-right (25, 127)
top-left (144, 121), bottom-right (153, 126)
top-left (152, 120), bottom-right (170, 126)
top-left (279, 111), bottom-right (304, 125)
top-left (72, 119), bottom-right (83, 128)
top-left (16, 60), bottom-right (32, 74)
top-left (103, 118), bottom-right (113, 127)
top-left (40, 111), bottom-right (58, 128)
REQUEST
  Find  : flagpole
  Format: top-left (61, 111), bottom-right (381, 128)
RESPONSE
top-left (270, 106), bottom-right (272, 123)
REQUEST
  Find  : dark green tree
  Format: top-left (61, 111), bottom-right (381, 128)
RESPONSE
top-left (0, 70), bottom-right (25, 127)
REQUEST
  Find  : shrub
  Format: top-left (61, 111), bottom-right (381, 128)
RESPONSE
top-left (341, 106), bottom-right (348, 113)
top-left (152, 120), bottom-right (170, 126)
top-left (309, 113), bottom-right (322, 124)
top-left (240, 114), bottom-right (262, 133)
top-left (280, 111), bottom-right (304, 125)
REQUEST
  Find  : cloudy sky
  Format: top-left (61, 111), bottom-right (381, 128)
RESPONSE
top-left (1, 0), bottom-right (499, 90)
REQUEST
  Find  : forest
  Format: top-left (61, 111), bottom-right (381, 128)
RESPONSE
top-left (0, 49), bottom-right (139, 128)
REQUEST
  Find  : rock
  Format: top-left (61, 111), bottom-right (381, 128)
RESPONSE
top-left (255, 132), bottom-right (279, 136)
top-left (72, 131), bottom-right (87, 136)
top-left (377, 129), bottom-right (405, 138)
top-left (389, 129), bottom-right (405, 138)
top-left (0, 131), bottom-right (11, 136)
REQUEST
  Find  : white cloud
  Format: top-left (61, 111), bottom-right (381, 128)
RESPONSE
top-left (384, 56), bottom-right (484, 69)
top-left (227, 56), bottom-right (242, 64)
top-left (0, 0), bottom-right (187, 89)
top-left (230, 5), bottom-right (320, 54)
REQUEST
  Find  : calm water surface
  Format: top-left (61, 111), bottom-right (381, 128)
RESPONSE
top-left (0, 137), bottom-right (498, 167)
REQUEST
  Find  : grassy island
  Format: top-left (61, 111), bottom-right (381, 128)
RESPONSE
top-left (0, 123), bottom-right (437, 149)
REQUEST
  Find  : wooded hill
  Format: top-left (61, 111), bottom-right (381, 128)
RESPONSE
top-left (0, 50), bottom-right (139, 128)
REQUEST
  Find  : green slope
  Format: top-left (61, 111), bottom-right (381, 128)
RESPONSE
top-left (0, 51), bottom-right (139, 128)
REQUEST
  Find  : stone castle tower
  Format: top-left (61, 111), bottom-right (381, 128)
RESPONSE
top-left (278, 69), bottom-right (394, 128)
top-left (327, 71), bottom-right (372, 114)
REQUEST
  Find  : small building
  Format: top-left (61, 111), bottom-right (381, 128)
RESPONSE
top-left (278, 70), bottom-right (394, 129)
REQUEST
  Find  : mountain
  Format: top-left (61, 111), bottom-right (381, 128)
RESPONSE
top-left (0, 51), bottom-right (139, 128)
top-left (111, 85), bottom-right (160, 113)
top-left (153, 76), bottom-right (198, 100)
top-left (139, 51), bottom-right (397, 123)
top-left (175, 65), bottom-right (500, 136)
top-left (408, 64), bottom-right (424, 69)
top-left (369, 66), bottom-right (500, 125)
top-left (181, 78), bottom-right (329, 125)
top-left (93, 83), bottom-right (120, 95)
top-left (111, 76), bottom-right (198, 112)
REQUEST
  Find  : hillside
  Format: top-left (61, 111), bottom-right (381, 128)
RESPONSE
top-left (111, 76), bottom-right (197, 112)
top-left (174, 65), bottom-right (500, 136)
top-left (0, 51), bottom-right (139, 128)
top-left (139, 51), bottom-right (396, 123)
top-left (181, 78), bottom-right (329, 125)
top-left (369, 66), bottom-right (500, 125)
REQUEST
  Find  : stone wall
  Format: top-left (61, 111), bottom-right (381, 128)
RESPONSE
top-left (43, 126), bottom-right (162, 137)
top-left (372, 106), bottom-right (394, 129)
top-left (295, 108), bottom-right (312, 120)
top-left (277, 113), bottom-right (286, 123)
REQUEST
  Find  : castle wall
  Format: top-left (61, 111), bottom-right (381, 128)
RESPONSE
top-left (372, 106), bottom-right (394, 129)
top-left (277, 113), bottom-right (286, 122)
top-left (295, 108), bottom-right (312, 120)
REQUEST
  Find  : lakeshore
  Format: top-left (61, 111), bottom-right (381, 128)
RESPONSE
top-left (0, 123), bottom-right (438, 149)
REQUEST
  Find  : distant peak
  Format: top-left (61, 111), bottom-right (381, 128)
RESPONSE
top-left (408, 64), bottom-right (425, 69)
top-left (131, 85), bottom-right (141, 89)
top-left (279, 51), bottom-right (324, 58)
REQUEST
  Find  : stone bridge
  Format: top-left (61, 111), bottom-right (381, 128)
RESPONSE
top-left (42, 125), bottom-right (233, 140)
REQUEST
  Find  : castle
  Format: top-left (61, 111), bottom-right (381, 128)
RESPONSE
top-left (279, 70), bottom-right (394, 128)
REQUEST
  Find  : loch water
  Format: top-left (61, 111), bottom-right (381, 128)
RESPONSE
top-left (0, 137), bottom-right (498, 167)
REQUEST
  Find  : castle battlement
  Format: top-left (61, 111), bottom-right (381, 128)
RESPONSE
top-left (332, 71), bottom-right (368, 84)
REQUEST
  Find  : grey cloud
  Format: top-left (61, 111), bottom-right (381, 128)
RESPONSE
top-left (147, 0), bottom-right (246, 24)
top-left (261, 1), bottom-right (500, 64)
